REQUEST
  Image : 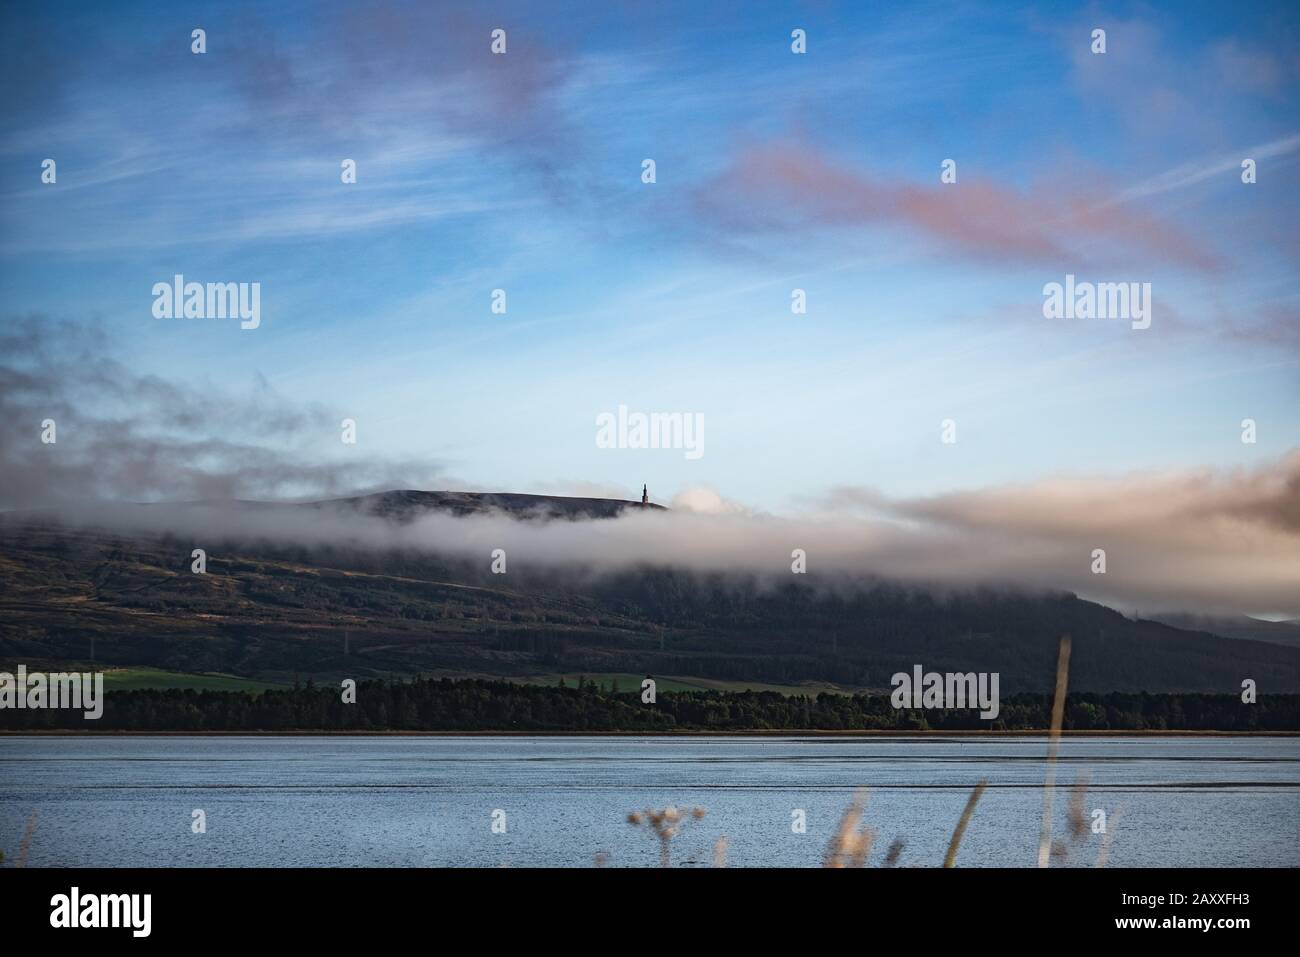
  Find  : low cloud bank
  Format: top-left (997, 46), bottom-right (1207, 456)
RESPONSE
top-left (4, 316), bottom-right (1296, 619)
top-left (17, 451), bottom-right (1299, 621)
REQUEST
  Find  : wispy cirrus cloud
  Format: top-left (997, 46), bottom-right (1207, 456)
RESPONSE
top-left (1112, 133), bottom-right (1300, 203)
top-left (0, 3), bottom-right (594, 253)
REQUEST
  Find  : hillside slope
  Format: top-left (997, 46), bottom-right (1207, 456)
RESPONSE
top-left (2, 498), bottom-right (1297, 694)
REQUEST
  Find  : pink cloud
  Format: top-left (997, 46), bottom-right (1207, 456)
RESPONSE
top-left (694, 141), bottom-right (1219, 270)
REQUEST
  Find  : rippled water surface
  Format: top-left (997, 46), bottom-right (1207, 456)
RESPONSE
top-left (2, 735), bottom-right (1296, 867)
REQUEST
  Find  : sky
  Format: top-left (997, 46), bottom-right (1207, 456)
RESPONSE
top-left (1, 0), bottom-right (1297, 520)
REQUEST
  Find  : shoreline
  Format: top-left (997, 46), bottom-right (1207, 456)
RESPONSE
top-left (2, 728), bottom-right (1297, 737)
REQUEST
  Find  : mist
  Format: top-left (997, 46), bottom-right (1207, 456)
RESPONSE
top-left (4, 315), bottom-right (1297, 619)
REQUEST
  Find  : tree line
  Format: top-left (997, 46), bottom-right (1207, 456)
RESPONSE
top-left (1, 676), bottom-right (1295, 732)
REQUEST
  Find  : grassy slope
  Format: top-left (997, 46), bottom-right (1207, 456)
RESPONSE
top-left (99, 667), bottom-right (284, 692)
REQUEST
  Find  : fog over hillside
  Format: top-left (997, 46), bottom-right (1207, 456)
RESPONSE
top-left (3, 316), bottom-right (1298, 619)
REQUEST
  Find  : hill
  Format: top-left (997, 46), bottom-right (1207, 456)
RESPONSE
top-left (2, 493), bottom-right (1297, 694)
top-left (317, 489), bottom-right (667, 521)
top-left (1149, 612), bottom-right (1300, 649)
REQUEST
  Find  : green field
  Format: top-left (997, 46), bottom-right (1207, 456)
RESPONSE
top-left (99, 668), bottom-right (285, 692)
top-left (514, 673), bottom-right (859, 697)
top-left (3, 664), bottom-right (854, 697)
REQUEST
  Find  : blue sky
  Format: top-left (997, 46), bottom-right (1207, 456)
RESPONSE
top-left (2, 0), bottom-right (1297, 511)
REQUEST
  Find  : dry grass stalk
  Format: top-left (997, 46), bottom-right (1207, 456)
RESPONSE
top-left (1095, 807), bottom-right (1124, 868)
top-left (1036, 635), bottom-right (1072, 868)
top-left (712, 836), bottom-right (728, 868)
top-left (627, 805), bottom-right (706, 868)
top-left (1067, 771), bottom-right (1091, 841)
top-left (847, 829), bottom-right (874, 868)
top-left (883, 838), bottom-right (905, 867)
top-left (943, 780), bottom-right (988, 868)
top-left (16, 811), bottom-right (38, 869)
top-left (882, 838), bottom-right (905, 867)
top-left (823, 788), bottom-right (875, 868)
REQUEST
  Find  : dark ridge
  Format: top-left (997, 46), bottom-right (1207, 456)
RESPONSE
top-left (316, 490), bottom-right (669, 522)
